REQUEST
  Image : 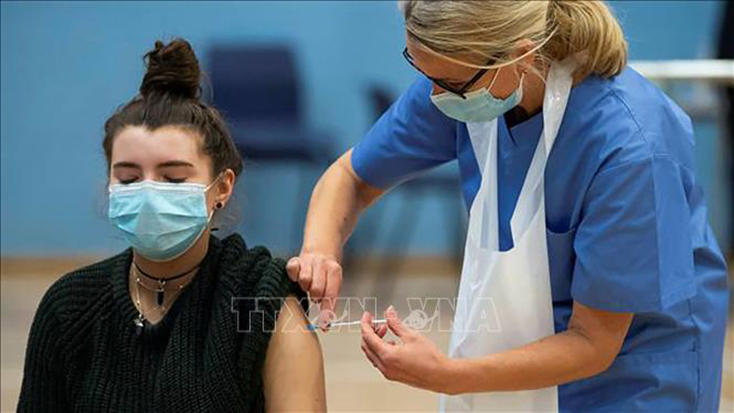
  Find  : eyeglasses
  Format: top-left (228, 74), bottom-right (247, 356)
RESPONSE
top-left (402, 47), bottom-right (494, 99)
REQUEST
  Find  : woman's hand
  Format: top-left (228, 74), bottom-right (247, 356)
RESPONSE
top-left (286, 252), bottom-right (342, 318)
top-left (360, 306), bottom-right (457, 394)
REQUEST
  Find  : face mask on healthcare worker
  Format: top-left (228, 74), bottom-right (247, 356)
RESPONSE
top-left (431, 67), bottom-right (524, 123)
top-left (108, 177), bottom-right (219, 262)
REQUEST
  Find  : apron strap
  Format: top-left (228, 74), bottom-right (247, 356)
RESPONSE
top-left (509, 58), bottom-right (576, 242)
top-left (467, 120), bottom-right (500, 250)
top-left (467, 119), bottom-right (497, 177)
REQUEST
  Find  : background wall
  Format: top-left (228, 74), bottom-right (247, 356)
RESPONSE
top-left (1, 0), bottom-right (730, 257)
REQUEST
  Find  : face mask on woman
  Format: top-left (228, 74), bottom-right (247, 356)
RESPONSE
top-left (431, 67), bottom-right (525, 123)
top-left (108, 177), bottom-right (219, 262)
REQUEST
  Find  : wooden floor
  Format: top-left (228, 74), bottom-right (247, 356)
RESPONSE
top-left (1, 264), bottom-right (732, 412)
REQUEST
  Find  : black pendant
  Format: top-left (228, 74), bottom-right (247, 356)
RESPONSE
top-left (157, 290), bottom-right (164, 306)
top-left (134, 315), bottom-right (145, 337)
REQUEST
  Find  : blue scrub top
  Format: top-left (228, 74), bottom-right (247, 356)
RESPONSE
top-left (352, 67), bottom-right (729, 412)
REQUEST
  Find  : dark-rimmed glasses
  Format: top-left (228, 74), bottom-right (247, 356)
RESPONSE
top-left (402, 47), bottom-right (493, 99)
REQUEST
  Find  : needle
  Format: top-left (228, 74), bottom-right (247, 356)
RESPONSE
top-left (307, 318), bottom-right (387, 331)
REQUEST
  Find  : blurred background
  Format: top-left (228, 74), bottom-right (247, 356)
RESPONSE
top-left (1, 1), bottom-right (732, 411)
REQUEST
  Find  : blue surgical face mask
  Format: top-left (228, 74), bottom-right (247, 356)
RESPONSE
top-left (430, 67), bottom-right (524, 123)
top-left (108, 178), bottom-right (219, 262)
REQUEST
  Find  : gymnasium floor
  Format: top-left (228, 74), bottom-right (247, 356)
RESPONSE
top-left (1, 264), bottom-right (732, 412)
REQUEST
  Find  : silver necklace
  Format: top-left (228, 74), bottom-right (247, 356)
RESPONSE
top-left (133, 261), bottom-right (199, 306)
top-left (132, 269), bottom-right (196, 333)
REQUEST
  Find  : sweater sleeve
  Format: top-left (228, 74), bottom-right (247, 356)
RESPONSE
top-left (17, 284), bottom-right (70, 412)
top-left (237, 256), bottom-right (308, 345)
top-left (265, 257), bottom-right (308, 312)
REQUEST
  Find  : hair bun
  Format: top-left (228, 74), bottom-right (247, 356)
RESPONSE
top-left (140, 39), bottom-right (201, 99)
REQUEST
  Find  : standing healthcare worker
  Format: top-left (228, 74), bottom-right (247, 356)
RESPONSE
top-left (287, 1), bottom-right (730, 411)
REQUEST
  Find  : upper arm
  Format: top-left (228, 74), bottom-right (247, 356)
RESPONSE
top-left (340, 149), bottom-right (386, 209)
top-left (350, 76), bottom-right (458, 189)
top-left (262, 296), bottom-right (326, 412)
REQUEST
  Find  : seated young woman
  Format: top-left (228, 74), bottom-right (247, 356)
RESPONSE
top-left (17, 38), bottom-right (326, 412)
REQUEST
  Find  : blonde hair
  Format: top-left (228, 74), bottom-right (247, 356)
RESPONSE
top-left (401, 0), bottom-right (628, 79)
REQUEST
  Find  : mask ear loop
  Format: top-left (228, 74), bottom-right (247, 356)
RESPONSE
top-left (485, 66), bottom-right (502, 94)
top-left (497, 64), bottom-right (527, 98)
top-left (485, 66), bottom-right (526, 99)
top-left (204, 172), bottom-right (223, 192)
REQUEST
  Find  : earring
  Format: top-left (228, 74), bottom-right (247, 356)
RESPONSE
top-left (215, 202), bottom-right (223, 210)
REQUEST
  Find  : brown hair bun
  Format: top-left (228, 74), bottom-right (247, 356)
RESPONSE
top-left (139, 39), bottom-right (201, 99)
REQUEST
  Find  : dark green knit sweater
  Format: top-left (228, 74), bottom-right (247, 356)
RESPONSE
top-left (17, 234), bottom-right (306, 412)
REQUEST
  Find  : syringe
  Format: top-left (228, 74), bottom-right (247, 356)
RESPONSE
top-left (307, 318), bottom-right (387, 331)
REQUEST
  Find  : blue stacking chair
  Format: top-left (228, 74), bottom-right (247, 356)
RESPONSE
top-left (208, 45), bottom-right (334, 164)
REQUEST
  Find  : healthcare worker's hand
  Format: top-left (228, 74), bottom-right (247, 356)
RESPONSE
top-left (286, 252), bottom-right (342, 320)
top-left (361, 306), bottom-right (456, 394)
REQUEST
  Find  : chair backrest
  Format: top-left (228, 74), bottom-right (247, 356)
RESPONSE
top-left (208, 46), bottom-right (300, 123)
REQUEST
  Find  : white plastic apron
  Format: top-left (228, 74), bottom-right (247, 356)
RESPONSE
top-left (440, 59), bottom-right (576, 412)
